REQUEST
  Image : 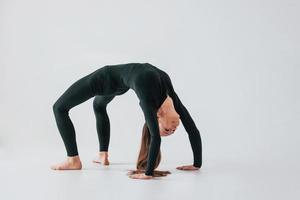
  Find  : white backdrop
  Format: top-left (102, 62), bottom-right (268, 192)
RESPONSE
top-left (0, 0), bottom-right (299, 199)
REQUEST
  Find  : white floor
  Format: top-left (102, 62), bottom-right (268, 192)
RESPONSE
top-left (1, 153), bottom-right (299, 200)
top-left (1, 0), bottom-right (300, 199)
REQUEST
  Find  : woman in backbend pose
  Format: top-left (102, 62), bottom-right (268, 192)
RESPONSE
top-left (51, 62), bottom-right (202, 180)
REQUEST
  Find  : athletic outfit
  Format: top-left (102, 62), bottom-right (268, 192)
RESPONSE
top-left (53, 62), bottom-right (202, 176)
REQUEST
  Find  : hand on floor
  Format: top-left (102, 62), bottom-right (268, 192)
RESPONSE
top-left (176, 165), bottom-right (200, 171)
top-left (129, 173), bottom-right (153, 180)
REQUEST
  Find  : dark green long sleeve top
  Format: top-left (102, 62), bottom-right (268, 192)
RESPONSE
top-left (90, 62), bottom-right (202, 176)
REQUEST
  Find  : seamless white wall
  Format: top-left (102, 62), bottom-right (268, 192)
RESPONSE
top-left (0, 0), bottom-right (299, 169)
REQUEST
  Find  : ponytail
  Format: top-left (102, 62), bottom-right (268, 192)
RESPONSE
top-left (127, 122), bottom-right (171, 177)
top-left (136, 122), bottom-right (161, 170)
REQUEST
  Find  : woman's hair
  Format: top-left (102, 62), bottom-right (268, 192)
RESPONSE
top-left (127, 122), bottom-right (171, 177)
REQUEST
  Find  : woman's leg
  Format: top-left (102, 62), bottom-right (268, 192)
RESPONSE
top-left (52, 74), bottom-right (95, 157)
top-left (92, 95), bottom-right (115, 165)
top-left (93, 95), bottom-right (115, 150)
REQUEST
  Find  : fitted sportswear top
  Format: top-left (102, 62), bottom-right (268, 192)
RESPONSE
top-left (90, 62), bottom-right (202, 176)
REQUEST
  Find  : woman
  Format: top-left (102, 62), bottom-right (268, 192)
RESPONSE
top-left (51, 62), bottom-right (202, 180)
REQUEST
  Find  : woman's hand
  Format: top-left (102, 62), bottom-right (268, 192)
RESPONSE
top-left (129, 173), bottom-right (153, 180)
top-left (176, 165), bottom-right (200, 171)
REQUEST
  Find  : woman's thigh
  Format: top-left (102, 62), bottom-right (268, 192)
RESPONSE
top-left (54, 73), bottom-right (96, 111)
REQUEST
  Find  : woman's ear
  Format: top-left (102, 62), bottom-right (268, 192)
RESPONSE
top-left (157, 108), bottom-right (164, 118)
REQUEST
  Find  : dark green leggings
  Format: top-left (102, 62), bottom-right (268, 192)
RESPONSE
top-left (52, 72), bottom-right (115, 156)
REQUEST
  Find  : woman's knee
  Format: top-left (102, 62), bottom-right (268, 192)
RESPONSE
top-left (93, 95), bottom-right (115, 111)
top-left (53, 100), bottom-right (68, 113)
top-left (93, 98), bottom-right (107, 112)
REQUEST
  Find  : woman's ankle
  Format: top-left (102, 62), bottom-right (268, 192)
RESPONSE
top-left (99, 151), bottom-right (109, 157)
top-left (67, 155), bottom-right (81, 163)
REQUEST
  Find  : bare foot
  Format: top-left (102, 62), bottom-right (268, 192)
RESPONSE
top-left (176, 164), bottom-right (200, 171)
top-left (51, 156), bottom-right (82, 170)
top-left (93, 151), bottom-right (110, 165)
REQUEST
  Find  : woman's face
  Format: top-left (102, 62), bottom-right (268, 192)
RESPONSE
top-left (158, 111), bottom-right (180, 137)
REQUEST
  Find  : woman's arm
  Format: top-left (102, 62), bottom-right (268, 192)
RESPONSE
top-left (165, 74), bottom-right (202, 168)
top-left (138, 100), bottom-right (162, 176)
